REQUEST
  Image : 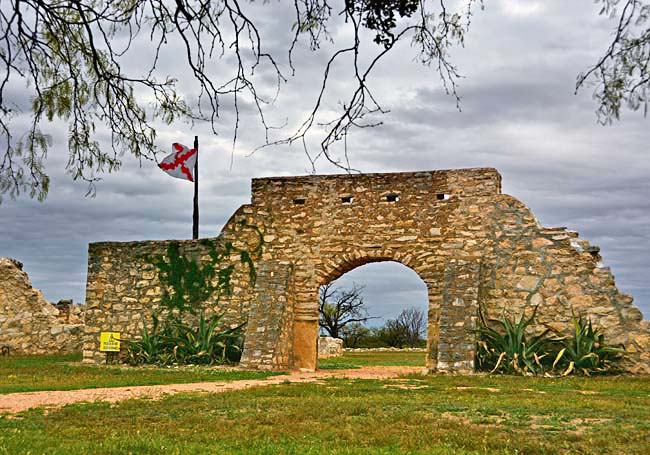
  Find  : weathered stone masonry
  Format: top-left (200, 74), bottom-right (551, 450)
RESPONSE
top-left (0, 258), bottom-right (84, 354)
top-left (83, 168), bottom-right (650, 373)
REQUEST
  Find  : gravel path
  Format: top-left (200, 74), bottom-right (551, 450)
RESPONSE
top-left (1, 366), bottom-right (420, 414)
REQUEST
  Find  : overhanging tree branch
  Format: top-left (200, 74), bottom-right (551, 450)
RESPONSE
top-left (577, 0), bottom-right (650, 123)
top-left (1, 0), bottom-right (484, 202)
top-left (3, 0), bottom-right (643, 203)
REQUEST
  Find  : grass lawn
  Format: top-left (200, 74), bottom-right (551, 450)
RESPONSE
top-left (0, 354), bottom-right (277, 394)
top-left (1, 373), bottom-right (649, 454)
top-left (1, 352), bottom-right (648, 454)
top-left (0, 351), bottom-right (421, 393)
top-left (319, 351), bottom-right (426, 369)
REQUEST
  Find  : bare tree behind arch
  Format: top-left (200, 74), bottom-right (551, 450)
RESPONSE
top-left (397, 306), bottom-right (426, 348)
top-left (318, 281), bottom-right (376, 338)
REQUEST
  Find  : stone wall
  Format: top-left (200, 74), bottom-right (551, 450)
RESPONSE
top-left (83, 168), bottom-right (650, 373)
top-left (479, 197), bottom-right (647, 372)
top-left (318, 336), bottom-right (343, 359)
top-left (82, 217), bottom-right (262, 363)
top-left (0, 258), bottom-right (84, 354)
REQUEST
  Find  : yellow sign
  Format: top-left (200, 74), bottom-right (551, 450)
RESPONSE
top-left (100, 332), bottom-right (121, 352)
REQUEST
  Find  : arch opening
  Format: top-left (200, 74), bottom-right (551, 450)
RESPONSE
top-left (289, 253), bottom-right (443, 372)
top-left (317, 261), bottom-right (430, 368)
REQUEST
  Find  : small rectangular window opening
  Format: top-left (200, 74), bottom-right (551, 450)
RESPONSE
top-left (436, 193), bottom-right (450, 201)
top-left (385, 193), bottom-right (400, 202)
top-left (293, 198), bottom-right (306, 205)
top-left (341, 196), bottom-right (353, 204)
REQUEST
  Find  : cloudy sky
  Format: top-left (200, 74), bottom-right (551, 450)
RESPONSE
top-left (2, 0), bottom-right (649, 326)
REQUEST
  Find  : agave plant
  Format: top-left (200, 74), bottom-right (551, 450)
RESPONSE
top-left (125, 312), bottom-right (245, 366)
top-left (164, 312), bottom-right (245, 365)
top-left (553, 315), bottom-right (624, 376)
top-left (124, 314), bottom-right (170, 366)
top-left (476, 306), bottom-right (555, 375)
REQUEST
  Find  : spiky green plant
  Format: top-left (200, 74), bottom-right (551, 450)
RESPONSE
top-left (553, 315), bottom-right (624, 376)
top-left (125, 312), bottom-right (245, 366)
top-left (167, 312), bottom-right (245, 365)
top-left (124, 315), bottom-right (170, 366)
top-left (476, 306), bottom-right (555, 375)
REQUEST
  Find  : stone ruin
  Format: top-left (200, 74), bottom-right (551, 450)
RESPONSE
top-left (82, 168), bottom-right (650, 373)
top-left (318, 336), bottom-right (343, 359)
top-left (0, 258), bottom-right (84, 354)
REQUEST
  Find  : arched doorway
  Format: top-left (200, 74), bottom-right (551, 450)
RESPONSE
top-left (317, 261), bottom-right (429, 367)
top-left (291, 252), bottom-right (445, 372)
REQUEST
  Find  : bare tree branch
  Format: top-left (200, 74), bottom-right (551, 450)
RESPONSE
top-left (3, 0), bottom-right (646, 203)
top-left (318, 281), bottom-right (376, 338)
top-left (1, 0), bottom-right (482, 202)
top-left (397, 306), bottom-right (425, 348)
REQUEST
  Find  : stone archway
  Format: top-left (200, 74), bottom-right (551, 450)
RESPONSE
top-left (313, 258), bottom-right (432, 367)
top-left (282, 245), bottom-right (482, 372)
top-left (83, 168), bottom-right (650, 374)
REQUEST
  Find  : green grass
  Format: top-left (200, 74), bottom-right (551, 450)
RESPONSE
top-left (0, 354), bottom-right (277, 393)
top-left (0, 351), bottom-right (418, 393)
top-left (1, 374), bottom-right (648, 454)
top-left (318, 351), bottom-right (426, 369)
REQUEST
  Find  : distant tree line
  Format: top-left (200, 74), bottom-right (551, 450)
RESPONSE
top-left (318, 283), bottom-right (426, 348)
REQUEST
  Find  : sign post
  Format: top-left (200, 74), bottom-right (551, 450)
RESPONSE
top-left (99, 331), bottom-right (121, 364)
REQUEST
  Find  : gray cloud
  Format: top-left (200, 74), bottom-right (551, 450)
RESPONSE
top-left (2, 0), bottom-right (648, 320)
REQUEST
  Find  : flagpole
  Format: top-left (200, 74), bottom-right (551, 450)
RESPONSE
top-left (192, 135), bottom-right (199, 240)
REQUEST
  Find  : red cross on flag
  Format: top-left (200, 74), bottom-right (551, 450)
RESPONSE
top-left (158, 143), bottom-right (197, 182)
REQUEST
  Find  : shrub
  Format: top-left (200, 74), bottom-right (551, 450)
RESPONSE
top-left (374, 319), bottom-right (409, 348)
top-left (125, 312), bottom-right (245, 366)
top-left (476, 308), bottom-right (625, 376)
top-left (340, 323), bottom-right (371, 348)
top-left (124, 314), bottom-right (168, 366)
top-left (553, 315), bottom-right (624, 376)
top-left (476, 306), bottom-right (554, 375)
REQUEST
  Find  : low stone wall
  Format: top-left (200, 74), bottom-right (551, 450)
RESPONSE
top-left (0, 258), bottom-right (84, 354)
top-left (83, 223), bottom-right (261, 363)
top-left (318, 336), bottom-right (343, 358)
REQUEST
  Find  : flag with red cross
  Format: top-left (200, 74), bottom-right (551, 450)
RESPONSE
top-left (158, 143), bottom-right (197, 182)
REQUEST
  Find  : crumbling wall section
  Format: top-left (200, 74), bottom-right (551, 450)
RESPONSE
top-left (0, 258), bottom-right (84, 354)
top-left (478, 195), bottom-right (650, 373)
top-left (318, 336), bottom-right (343, 358)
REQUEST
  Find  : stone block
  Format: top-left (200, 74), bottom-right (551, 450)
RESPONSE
top-left (515, 276), bottom-right (540, 292)
top-left (318, 336), bottom-right (343, 359)
top-left (0, 258), bottom-right (85, 355)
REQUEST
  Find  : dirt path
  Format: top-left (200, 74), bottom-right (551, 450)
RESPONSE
top-left (1, 366), bottom-right (420, 414)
